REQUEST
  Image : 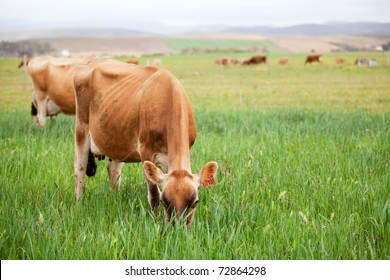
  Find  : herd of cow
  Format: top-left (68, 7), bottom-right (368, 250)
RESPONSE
top-left (24, 56), bottom-right (218, 227)
top-left (214, 54), bottom-right (377, 66)
top-left (18, 52), bottom-right (378, 226)
top-left (214, 54), bottom-right (315, 65)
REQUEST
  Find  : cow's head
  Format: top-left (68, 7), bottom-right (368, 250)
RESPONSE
top-left (143, 161), bottom-right (218, 227)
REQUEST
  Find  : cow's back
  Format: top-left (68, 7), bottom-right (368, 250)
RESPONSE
top-left (29, 56), bottom-right (98, 115)
top-left (81, 60), bottom-right (196, 163)
top-left (28, 56), bottom-right (52, 93)
top-left (46, 62), bottom-right (79, 114)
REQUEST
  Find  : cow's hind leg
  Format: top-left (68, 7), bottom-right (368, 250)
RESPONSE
top-left (33, 91), bottom-right (48, 127)
top-left (107, 160), bottom-right (124, 192)
top-left (73, 123), bottom-right (90, 199)
top-left (36, 97), bottom-right (48, 127)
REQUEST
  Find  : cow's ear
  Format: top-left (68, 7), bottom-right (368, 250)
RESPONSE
top-left (143, 161), bottom-right (166, 185)
top-left (198, 162), bottom-right (218, 187)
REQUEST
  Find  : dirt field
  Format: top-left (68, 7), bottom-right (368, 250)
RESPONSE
top-left (268, 35), bottom-right (390, 53)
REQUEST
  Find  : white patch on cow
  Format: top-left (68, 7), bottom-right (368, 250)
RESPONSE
top-left (136, 140), bottom-right (142, 155)
top-left (46, 99), bottom-right (60, 116)
top-left (90, 135), bottom-right (103, 156)
top-left (32, 91), bottom-right (60, 120)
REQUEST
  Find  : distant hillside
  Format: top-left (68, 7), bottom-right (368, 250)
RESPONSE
top-left (0, 27), bottom-right (150, 41)
top-left (1, 21), bottom-right (389, 57)
top-left (1, 21), bottom-right (390, 41)
top-left (224, 22), bottom-right (390, 36)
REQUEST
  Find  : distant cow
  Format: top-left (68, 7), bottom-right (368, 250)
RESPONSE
top-left (243, 55), bottom-right (267, 65)
top-left (305, 54), bottom-right (322, 64)
top-left (73, 59), bottom-right (218, 226)
top-left (191, 70), bottom-right (201, 77)
top-left (28, 56), bottom-right (106, 126)
top-left (336, 58), bottom-right (346, 64)
top-left (278, 58), bottom-right (290, 65)
top-left (151, 58), bottom-right (162, 66)
top-left (355, 58), bottom-right (368, 66)
top-left (126, 59), bottom-right (139, 65)
top-left (368, 58), bottom-right (377, 67)
top-left (214, 57), bottom-right (230, 65)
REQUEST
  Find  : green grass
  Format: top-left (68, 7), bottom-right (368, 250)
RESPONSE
top-left (0, 54), bottom-right (389, 259)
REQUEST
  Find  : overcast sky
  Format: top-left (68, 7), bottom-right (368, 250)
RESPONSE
top-left (1, 0), bottom-right (389, 27)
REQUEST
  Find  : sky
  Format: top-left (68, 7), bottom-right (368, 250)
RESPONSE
top-left (1, 0), bottom-right (389, 28)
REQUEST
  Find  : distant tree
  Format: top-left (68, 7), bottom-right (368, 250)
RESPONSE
top-left (0, 40), bottom-right (54, 58)
top-left (382, 42), bottom-right (390, 51)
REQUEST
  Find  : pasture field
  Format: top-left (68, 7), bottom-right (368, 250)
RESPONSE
top-left (162, 38), bottom-right (282, 53)
top-left (0, 53), bottom-right (389, 259)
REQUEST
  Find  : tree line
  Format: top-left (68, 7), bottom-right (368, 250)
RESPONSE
top-left (0, 40), bottom-right (54, 58)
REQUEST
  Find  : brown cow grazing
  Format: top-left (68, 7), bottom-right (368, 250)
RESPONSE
top-left (305, 54), bottom-right (322, 64)
top-left (191, 70), bottom-right (201, 77)
top-left (126, 59), bottom-right (139, 65)
top-left (278, 58), bottom-right (290, 65)
top-left (336, 57), bottom-right (346, 64)
top-left (28, 56), bottom-right (106, 126)
top-left (73, 59), bottom-right (218, 226)
top-left (243, 55), bottom-right (267, 65)
top-left (214, 57), bottom-right (230, 66)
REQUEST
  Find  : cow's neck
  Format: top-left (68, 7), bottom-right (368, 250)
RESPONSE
top-left (166, 86), bottom-right (191, 173)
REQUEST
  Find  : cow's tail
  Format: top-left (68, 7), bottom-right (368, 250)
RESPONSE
top-left (86, 151), bottom-right (97, 177)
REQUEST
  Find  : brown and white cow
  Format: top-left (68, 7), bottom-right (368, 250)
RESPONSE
top-left (28, 56), bottom-right (106, 126)
top-left (126, 59), bottom-right (139, 65)
top-left (304, 54), bottom-right (322, 64)
top-left (73, 59), bottom-right (218, 226)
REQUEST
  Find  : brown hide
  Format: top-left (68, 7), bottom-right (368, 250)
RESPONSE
top-left (336, 57), bottom-right (346, 64)
top-left (214, 57), bottom-right (230, 65)
top-left (305, 54), bottom-right (322, 64)
top-left (243, 55), bottom-right (267, 65)
top-left (126, 59), bottom-right (139, 65)
top-left (278, 58), bottom-right (290, 65)
top-left (73, 59), bottom-right (216, 226)
top-left (75, 60), bottom-right (196, 165)
top-left (28, 56), bottom-right (107, 126)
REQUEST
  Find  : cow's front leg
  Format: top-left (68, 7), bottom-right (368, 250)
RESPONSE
top-left (73, 123), bottom-right (90, 199)
top-left (108, 160), bottom-right (124, 192)
top-left (141, 152), bottom-right (163, 212)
